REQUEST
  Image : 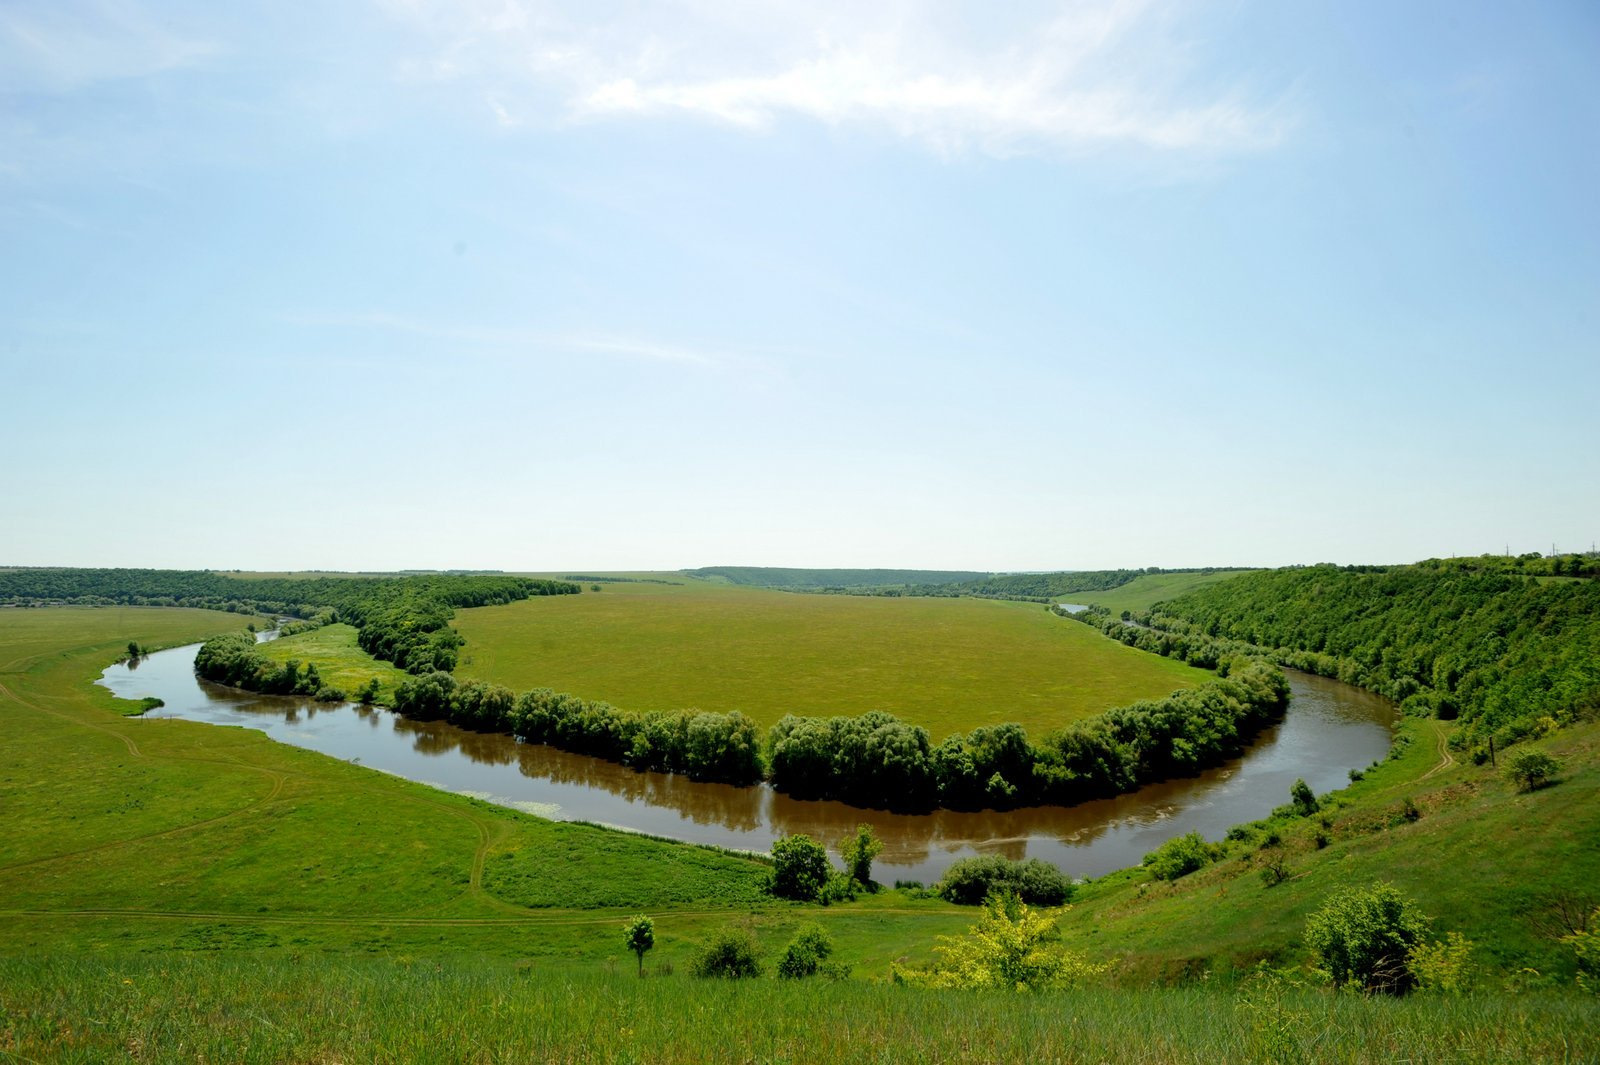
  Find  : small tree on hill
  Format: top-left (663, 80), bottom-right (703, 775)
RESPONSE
top-left (1290, 778), bottom-right (1319, 816)
top-left (623, 915), bottom-right (654, 976)
top-left (770, 834), bottom-right (831, 902)
top-left (1506, 750), bottom-right (1561, 792)
top-left (839, 823), bottom-right (883, 888)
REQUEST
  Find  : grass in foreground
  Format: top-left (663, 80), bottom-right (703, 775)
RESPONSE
top-left (2, 955), bottom-right (1594, 1065)
top-left (451, 578), bottom-right (1208, 736)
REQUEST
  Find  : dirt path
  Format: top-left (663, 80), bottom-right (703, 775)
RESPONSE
top-left (1418, 719), bottom-right (1456, 781)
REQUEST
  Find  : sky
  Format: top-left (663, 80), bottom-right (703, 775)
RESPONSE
top-left (2, 0), bottom-right (1597, 573)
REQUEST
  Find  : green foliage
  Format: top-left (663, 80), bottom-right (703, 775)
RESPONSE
top-left (839, 823), bottom-right (883, 887)
top-left (623, 915), bottom-right (655, 976)
top-left (817, 871), bottom-right (860, 906)
top-left (1305, 883), bottom-right (1430, 994)
top-left (770, 835), bottom-right (832, 902)
top-left (691, 926), bottom-right (762, 979)
top-left (1506, 750), bottom-right (1562, 792)
top-left (1142, 832), bottom-right (1222, 881)
top-left (1410, 931), bottom-right (1474, 993)
top-left (1290, 778), bottom-right (1319, 816)
top-left (769, 660), bottom-right (1288, 811)
top-left (1155, 563), bottom-right (1600, 751)
top-left (936, 855), bottom-right (1073, 906)
top-left (777, 924), bottom-right (834, 979)
top-left (894, 892), bottom-right (1106, 992)
top-left (1565, 908), bottom-right (1600, 993)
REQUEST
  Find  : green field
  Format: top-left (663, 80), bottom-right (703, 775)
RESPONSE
top-left (3, 606), bottom-right (1599, 1060)
top-left (1059, 570), bottom-right (1254, 614)
top-left (452, 578), bottom-right (1209, 736)
top-left (256, 622), bottom-right (413, 702)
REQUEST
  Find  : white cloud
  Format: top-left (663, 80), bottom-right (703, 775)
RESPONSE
top-left (0, 1), bottom-right (216, 92)
top-left (380, 0), bottom-right (1290, 157)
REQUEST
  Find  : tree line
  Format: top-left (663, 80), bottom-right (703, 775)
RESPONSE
top-left (1136, 562), bottom-right (1600, 757)
top-left (9, 567), bottom-right (578, 676)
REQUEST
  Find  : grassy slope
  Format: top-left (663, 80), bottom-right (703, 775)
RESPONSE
top-left (1067, 716), bottom-right (1600, 985)
top-left (1059, 570), bottom-right (1253, 614)
top-left (452, 578), bottom-right (1207, 737)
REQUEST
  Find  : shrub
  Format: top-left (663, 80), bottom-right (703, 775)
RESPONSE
top-left (1506, 750), bottom-right (1561, 792)
top-left (1143, 832), bottom-right (1221, 881)
top-left (1290, 778), bottom-right (1319, 816)
top-left (1565, 907), bottom-right (1600, 993)
top-left (1410, 931), bottom-right (1474, 993)
top-left (893, 892), bottom-right (1106, 992)
top-left (817, 871), bottom-right (859, 906)
top-left (769, 835), bottom-right (831, 902)
top-left (936, 856), bottom-right (1073, 906)
top-left (777, 924), bottom-right (834, 979)
top-left (691, 927), bottom-right (762, 979)
top-left (1259, 853), bottom-right (1289, 888)
top-left (1305, 883), bottom-right (1429, 994)
top-left (839, 823), bottom-right (883, 887)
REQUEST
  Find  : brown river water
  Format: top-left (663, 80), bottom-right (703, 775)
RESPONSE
top-left (98, 639), bottom-right (1394, 882)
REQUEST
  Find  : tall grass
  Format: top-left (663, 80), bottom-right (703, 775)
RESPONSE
top-left (2, 954), bottom-right (1594, 1064)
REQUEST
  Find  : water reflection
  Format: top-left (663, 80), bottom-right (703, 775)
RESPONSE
top-left (99, 643), bottom-right (1394, 882)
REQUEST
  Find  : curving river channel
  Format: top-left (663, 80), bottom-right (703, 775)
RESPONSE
top-left (98, 639), bottom-right (1394, 883)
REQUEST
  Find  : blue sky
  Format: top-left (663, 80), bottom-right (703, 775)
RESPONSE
top-left (3, 0), bottom-right (1597, 571)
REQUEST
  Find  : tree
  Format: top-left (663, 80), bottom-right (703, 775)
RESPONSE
top-left (1506, 749), bottom-right (1561, 792)
top-left (839, 823), bottom-right (883, 888)
top-left (1305, 883), bottom-right (1429, 994)
top-left (894, 892), bottom-right (1104, 991)
top-left (126, 641), bottom-right (141, 659)
top-left (770, 834), bottom-right (831, 902)
top-left (623, 915), bottom-right (654, 976)
top-left (1290, 778), bottom-right (1319, 816)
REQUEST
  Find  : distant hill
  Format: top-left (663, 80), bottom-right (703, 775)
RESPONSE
top-left (681, 566), bottom-right (1243, 601)
top-left (683, 567), bottom-right (989, 590)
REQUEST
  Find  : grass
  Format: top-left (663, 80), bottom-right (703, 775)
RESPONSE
top-left (255, 622), bottom-right (412, 701)
top-left (452, 577), bottom-right (1209, 737)
top-left (1, 954), bottom-right (1594, 1064)
top-left (1058, 570), bottom-right (1254, 615)
top-left (4, 604), bottom-right (1599, 1062)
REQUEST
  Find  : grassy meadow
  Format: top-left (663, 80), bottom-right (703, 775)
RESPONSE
top-left (451, 577), bottom-right (1209, 736)
top-left (1058, 570), bottom-right (1254, 615)
top-left (255, 621), bottom-right (412, 702)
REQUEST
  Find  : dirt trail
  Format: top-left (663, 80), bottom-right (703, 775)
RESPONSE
top-left (1418, 720), bottom-right (1456, 781)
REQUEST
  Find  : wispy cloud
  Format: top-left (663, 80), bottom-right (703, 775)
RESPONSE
top-left (283, 310), bottom-right (733, 369)
top-left (0, 1), bottom-right (216, 92)
top-left (381, 0), bottom-right (1291, 158)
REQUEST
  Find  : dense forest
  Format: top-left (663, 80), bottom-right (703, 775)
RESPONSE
top-left (1142, 559), bottom-right (1600, 756)
top-left (6, 568), bottom-right (579, 675)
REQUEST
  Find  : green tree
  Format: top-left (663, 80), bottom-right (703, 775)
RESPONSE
top-left (839, 823), bottom-right (883, 888)
top-left (1505, 749), bottom-right (1561, 792)
top-left (770, 834), bottom-right (831, 902)
top-left (894, 892), bottom-right (1104, 992)
top-left (1290, 778), bottom-right (1319, 816)
top-left (1305, 883), bottom-right (1429, 994)
top-left (777, 924), bottom-right (834, 979)
top-left (622, 915), bottom-right (654, 977)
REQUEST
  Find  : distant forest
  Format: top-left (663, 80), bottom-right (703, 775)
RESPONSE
top-left (686, 565), bottom-right (1247, 602)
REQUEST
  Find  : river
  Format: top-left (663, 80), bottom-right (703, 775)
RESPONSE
top-left (98, 640), bottom-right (1394, 882)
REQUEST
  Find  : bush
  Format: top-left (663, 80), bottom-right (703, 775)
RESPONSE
top-left (839, 823), bottom-right (883, 887)
top-left (817, 871), bottom-right (859, 906)
top-left (777, 924), bottom-right (834, 979)
top-left (1304, 883), bottom-right (1429, 994)
top-left (1410, 931), bottom-right (1474, 993)
top-left (1506, 750), bottom-right (1561, 792)
top-left (1142, 832), bottom-right (1221, 881)
top-left (769, 835), bottom-right (831, 902)
top-left (1290, 778), bottom-right (1319, 816)
top-left (691, 927), bottom-right (762, 979)
top-left (936, 856), bottom-right (1073, 906)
